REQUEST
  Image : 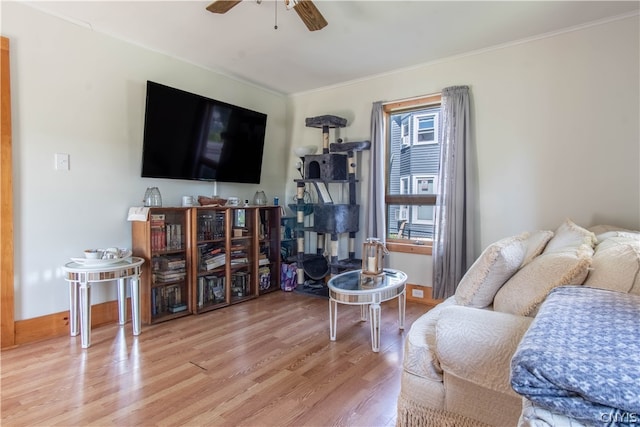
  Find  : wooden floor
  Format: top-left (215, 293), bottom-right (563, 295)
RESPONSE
top-left (1, 291), bottom-right (432, 426)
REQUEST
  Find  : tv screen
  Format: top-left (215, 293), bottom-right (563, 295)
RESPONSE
top-left (141, 81), bottom-right (267, 184)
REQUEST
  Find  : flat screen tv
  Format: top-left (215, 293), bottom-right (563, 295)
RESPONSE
top-left (141, 81), bottom-right (267, 184)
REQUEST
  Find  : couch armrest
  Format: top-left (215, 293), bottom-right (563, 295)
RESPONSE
top-left (435, 306), bottom-right (533, 395)
top-left (403, 296), bottom-right (457, 381)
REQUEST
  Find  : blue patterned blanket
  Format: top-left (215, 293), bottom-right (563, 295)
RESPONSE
top-left (510, 286), bottom-right (640, 426)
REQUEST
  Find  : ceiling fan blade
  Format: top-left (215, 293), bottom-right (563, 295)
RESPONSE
top-left (206, 0), bottom-right (242, 14)
top-left (292, 0), bottom-right (328, 31)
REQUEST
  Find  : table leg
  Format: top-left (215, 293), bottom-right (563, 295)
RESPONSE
top-left (329, 298), bottom-right (337, 341)
top-left (79, 282), bottom-right (91, 349)
top-left (360, 304), bottom-right (368, 321)
top-left (117, 278), bottom-right (127, 326)
top-left (369, 302), bottom-right (381, 353)
top-left (399, 289), bottom-right (406, 330)
top-left (69, 281), bottom-right (79, 337)
top-left (130, 276), bottom-right (141, 336)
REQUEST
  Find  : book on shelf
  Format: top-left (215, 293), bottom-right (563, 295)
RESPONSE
top-left (152, 283), bottom-right (185, 316)
top-left (150, 213), bottom-right (165, 229)
top-left (203, 254), bottom-right (226, 270)
top-left (153, 269), bottom-right (186, 283)
top-left (165, 223), bottom-right (182, 250)
top-left (198, 275), bottom-right (226, 307)
top-left (231, 271), bottom-right (251, 296)
top-left (150, 214), bottom-right (166, 251)
top-left (199, 243), bottom-right (224, 256)
top-left (158, 255), bottom-right (186, 270)
top-left (202, 246), bottom-right (223, 256)
top-left (168, 303), bottom-right (187, 313)
top-left (155, 269), bottom-right (186, 278)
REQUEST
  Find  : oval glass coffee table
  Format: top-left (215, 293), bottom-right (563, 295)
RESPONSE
top-left (328, 268), bottom-right (407, 352)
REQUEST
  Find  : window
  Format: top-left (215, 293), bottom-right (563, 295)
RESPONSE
top-left (397, 176), bottom-right (409, 221)
top-left (384, 94), bottom-right (441, 249)
top-left (401, 122), bottom-right (410, 146)
top-left (414, 113), bottom-right (438, 145)
top-left (412, 175), bottom-right (437, 224)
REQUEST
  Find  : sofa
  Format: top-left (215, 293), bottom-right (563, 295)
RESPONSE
top-left (396, 219), bottom-right (640, 427)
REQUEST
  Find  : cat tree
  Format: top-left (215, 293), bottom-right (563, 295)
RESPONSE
top-left (294, 114), bottom-right (371, 286)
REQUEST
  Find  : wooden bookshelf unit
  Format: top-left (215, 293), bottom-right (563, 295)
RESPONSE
top-left (132, 206), bottom-right (281, 324)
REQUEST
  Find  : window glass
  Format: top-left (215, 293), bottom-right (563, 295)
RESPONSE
top-left (385, 97), bottom-right (441, 244)
top-left (414, 113), bottom-right (438, 145)
top-left (412, 175), bottom-right (436, 225)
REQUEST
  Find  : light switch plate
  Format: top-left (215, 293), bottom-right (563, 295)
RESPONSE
top-left (55, 153), bottom-right (70, 171)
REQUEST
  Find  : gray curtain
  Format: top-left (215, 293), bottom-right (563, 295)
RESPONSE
top-left (432, 86), bottom-right (475, 299)
top-left (366, 101), bottom-right (386, 241)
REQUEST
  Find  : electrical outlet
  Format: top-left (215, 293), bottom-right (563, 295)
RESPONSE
top-left (55, 153), bottom-right (70, 171)
top-left (411, 288), bottom-right (424, 298)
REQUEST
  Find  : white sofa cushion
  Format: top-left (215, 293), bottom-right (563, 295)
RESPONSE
top-left (544, 219), bottom-right (596, 253)
top-left (435, 305), bottom-right (533, 396)
top-left (521, 230), bottom-right (554, 266)
top-left (584, 234), bottom-right (640, 294)
top-left (493, 245), bottom-right (592, 316)
top-left (454, 233), bottom-right (527, 308)
top-left (589, 224), bottom-right (634, 242)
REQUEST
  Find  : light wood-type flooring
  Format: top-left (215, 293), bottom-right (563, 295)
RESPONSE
top-left (1, 291), bottom-right (432, 426)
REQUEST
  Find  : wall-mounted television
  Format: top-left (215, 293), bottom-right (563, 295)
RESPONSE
top-left (141, 81), bottom-right (267, 184)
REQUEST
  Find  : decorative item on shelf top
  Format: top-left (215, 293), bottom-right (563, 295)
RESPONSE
top-left (253, 190), bottom-right (267, 206)
top-left (294, 145), bottom-right (318, 178)
top-left (361, 238), bottom-right (389, 286)
top-left (197, 195), bottom-right (227, 206)
top-left (72, 248), bottom-right (132, 265)
top-left (84, 249), bottom-right (102, 259)
top-left (182, 195), bottom-right (195, 207)
top-left (293, 145), bottom-right (318, 158)
top-left (143, 187), bottom-right (162, 207)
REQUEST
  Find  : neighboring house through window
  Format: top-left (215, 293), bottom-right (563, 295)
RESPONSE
top-left (414, 112), bottom-right (438, 145)
top-left (384, 94), bottom-right (441, 245)
top-left (413, 175), bottom-right (437, 225)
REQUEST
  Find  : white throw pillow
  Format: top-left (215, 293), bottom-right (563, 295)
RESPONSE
top-left (521, 230), bottom-right (554, 266)
top-left (584, 235), bottom-right (640, 294)
top-left (544, 219), bottom-right (596, 254)
top-left (454, 233), bottom-right (527, 308)
top-left (493, 245), bottom-right (592, 317)
top-left (589, 224), bottom-right (634, 242)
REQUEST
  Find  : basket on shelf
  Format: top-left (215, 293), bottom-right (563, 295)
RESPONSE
top-left (197, 196), bottom-right (227, 207)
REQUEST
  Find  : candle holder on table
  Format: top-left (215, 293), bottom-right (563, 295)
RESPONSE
top-left (361, 238), bottom-right (388, 287)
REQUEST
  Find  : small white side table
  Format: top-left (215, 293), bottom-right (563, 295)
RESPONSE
top-left (328, 268), bottom-right (407, 352)
top-left (62, 257), bottom-right (144, 348)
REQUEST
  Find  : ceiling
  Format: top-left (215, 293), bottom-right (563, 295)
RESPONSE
top-left (25, 1), bottom-right (640, 95)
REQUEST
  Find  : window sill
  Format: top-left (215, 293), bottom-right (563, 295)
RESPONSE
top-left (386, 241), bottom-right (432, 255)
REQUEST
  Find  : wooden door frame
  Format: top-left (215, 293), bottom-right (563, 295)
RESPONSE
top-left (1, 36), bottom-right (15, 349)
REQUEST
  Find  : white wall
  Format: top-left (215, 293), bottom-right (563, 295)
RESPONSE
top-left (3, 2), bottom-right (288, 320)
top-left (285, 15), bottom-right (639, 287)
top-left (4, 3), bottom-right (639, 318)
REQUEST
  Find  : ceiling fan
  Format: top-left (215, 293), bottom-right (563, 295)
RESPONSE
top-left (206, 0), bottom-right (328, 31)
